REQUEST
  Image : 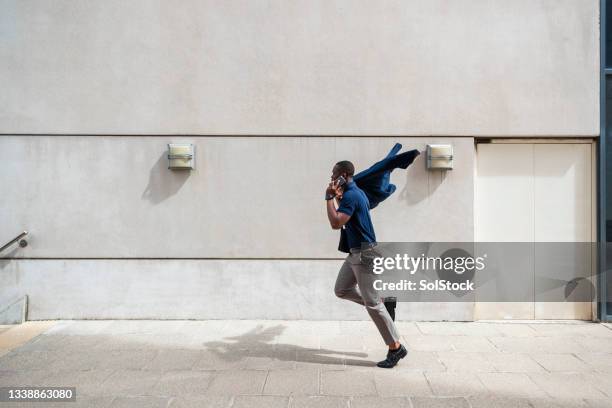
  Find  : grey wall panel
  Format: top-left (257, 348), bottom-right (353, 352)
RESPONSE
top-left (0, 259), bottom-right (474, 321)
top-left (0, 136), bottom-right (474, 258)
top-left (0, 0), bottom-right (599, 136)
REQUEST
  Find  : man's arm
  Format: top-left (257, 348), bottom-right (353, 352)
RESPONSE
top-left (326, 199), bottom-right (350, 229)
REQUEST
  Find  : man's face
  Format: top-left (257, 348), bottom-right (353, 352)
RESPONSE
top-left (331, 165), bottom-right (343, 182)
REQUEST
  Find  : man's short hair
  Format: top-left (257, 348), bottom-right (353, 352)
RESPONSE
top-left (335, 160), bottom-right (355, 177)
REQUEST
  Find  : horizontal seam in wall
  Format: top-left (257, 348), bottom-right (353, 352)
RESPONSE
top-left (1, 257), bottom-right (346, 261)
top-left (0, 134), bottom-right (472, 138)
top-left (0, 133), bottom-right (599, 138)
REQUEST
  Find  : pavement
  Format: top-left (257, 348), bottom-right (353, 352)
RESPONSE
top-left (1, 320), bottom-right (612, 408)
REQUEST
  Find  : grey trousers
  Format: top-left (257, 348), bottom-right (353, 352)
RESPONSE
top-left (334, 250), bottom-right (400, 345)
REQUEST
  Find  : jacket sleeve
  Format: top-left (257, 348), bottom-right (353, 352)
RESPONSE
top-left (354, 144), bottom-right (420, 209)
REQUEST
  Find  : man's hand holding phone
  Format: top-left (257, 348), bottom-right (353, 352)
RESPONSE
top-left (325, 176), bottom-right (346, 201)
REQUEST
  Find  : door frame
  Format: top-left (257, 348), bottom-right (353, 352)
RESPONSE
top-left (600, 0), bottom-right (611, 322)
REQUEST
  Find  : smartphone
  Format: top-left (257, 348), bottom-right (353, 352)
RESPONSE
top-left (336, 175), bottom-right (347, 188)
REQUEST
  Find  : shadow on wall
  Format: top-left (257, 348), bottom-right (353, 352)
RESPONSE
top-left (0, 246), bottom-right (20, 268)
top-left (141, 151), bottom-right (191, 204)
top-left (398, 150), bottom-right (444, 205)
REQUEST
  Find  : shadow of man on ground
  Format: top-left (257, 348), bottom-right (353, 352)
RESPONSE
top-left (202, 324), bottom-right (375, 368)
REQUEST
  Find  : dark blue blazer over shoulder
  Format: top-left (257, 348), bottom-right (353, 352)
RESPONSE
top-left (338, 143), bottom-right (420, 253)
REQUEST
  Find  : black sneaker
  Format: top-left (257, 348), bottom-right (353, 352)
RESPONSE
top-left (376, 344), bottom-right (407, 368)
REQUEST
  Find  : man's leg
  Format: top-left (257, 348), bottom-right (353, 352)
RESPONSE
top-left (384, 297), bottom-right (397, 322)
top-left (350, 256), bottom-right (407, 368)
top-left (334, 258), bottom-right (365, 305)
top-left (336, 254), bottom-right (406, 368)
top-left (349, 257), bottom-right (400, 346)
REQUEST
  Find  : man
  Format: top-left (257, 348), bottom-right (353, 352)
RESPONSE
top-left (325, 160), bottom-right (407, 368)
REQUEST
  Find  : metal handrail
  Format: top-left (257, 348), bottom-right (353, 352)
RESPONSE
top-left (0, 231), bottom-right (28, 253)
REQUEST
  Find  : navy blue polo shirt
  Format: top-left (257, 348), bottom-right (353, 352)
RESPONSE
top-left (337, 181), bottom-right (377, 249)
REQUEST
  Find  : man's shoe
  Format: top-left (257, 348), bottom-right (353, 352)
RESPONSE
top-left (376, 344), bottom-right (407, 368)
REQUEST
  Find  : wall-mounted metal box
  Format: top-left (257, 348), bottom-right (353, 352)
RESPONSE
top-left (426, 144), bottom-right (453, 170)
top-left (168, 143), bottom-right (195, 170)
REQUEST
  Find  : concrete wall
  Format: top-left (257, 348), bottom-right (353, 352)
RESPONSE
top-left (0, 136), bottom-right (474, 258)
top-left (0, 0), bottom-right (599, 136)
top-left (0, 0), bottom-right (600, 320)
top-left (0, 259), bottom-right (472, 321)
top-left (0, 136), bottom-right (474, 320)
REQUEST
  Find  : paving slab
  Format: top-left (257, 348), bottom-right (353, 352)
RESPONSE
top-left (98, 369), bottom-right (163, 397)
top-left (204, 369), bottom-right (267, 396)
top-left (289, 396), bottom-right (348, 408)
top-left (350, 396), bottom-right (410, 408)
top-left (528, 373), bottom-right (608, 399)
top-left (447, 336), bottom-right (498, 352)
top-left (410, 396), bottom-right (470, 408)
top-left (488, 337), bottom-right (586, 354)
top-left (167, 396), bottom-right (232, 408)
top-left (584, 398), bottom-right (612, 408)
top-left (582, 372), bottom-right (612, 398)
top-left (394, 321), bottom-right (423, 337)
top-left (528, 323), bottom-right (612, 338)
top-left (39, 369), bottom-right (116, 397)
top-left (468, 396), bottom-right (532, 408)
top-left (294, 349), bottom-right (348, 371)
top-left (390, 350), bottom-right (446, 372)
top-left (109, 396), bottom-right (170, 408)
top-left (415, 322), bottom-right (504, 337)
top-left (574, 337), bottom-right (612, 353)
top-left (142, 349), bottom-right (201, 371)
top-left (373, 370), bottom-right (432, 397)
top-left (232, 395), bottom-right (290, 408)
top-left (243, 346), bottom-right (298, 370)
top-left (0, 349), bottom-right (57, 371)
top-left (436, 351), bottom-right (496, 372)
top-left (482, 352), bottom-right (547, 373)
top-left (319, 335), bottom-right (365, 352)
top-left (531, 353), bottom-right (592, 373)
top-left (529, 397), bottom-right (591, 407)
top-left (320, 370), bottom-right (376, 397)
top-left (575, 353), bottom-right (612, 373)
top-left (264, 369), bottom-right (319, 396)
top-left (71, 396), bottom-right (116, 408)
top-left (402, 335), bottom-right (455, 352)
top-left (425, 372), bottom-right (488, 397)
top-left (97, 349), bottom-right (160, 370)
top-left (484, 323), bottom-right (538, 338)
top-left (0, 320), bottom-right (611, 408)
top-left (192, 349), bottom-right (249, 371)
top-left (476, 372), bottom-right (548, 398)
top-left (154, 370), bottom-right (213, 397)
top-left (0, 368), bottom-right (53, 387)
